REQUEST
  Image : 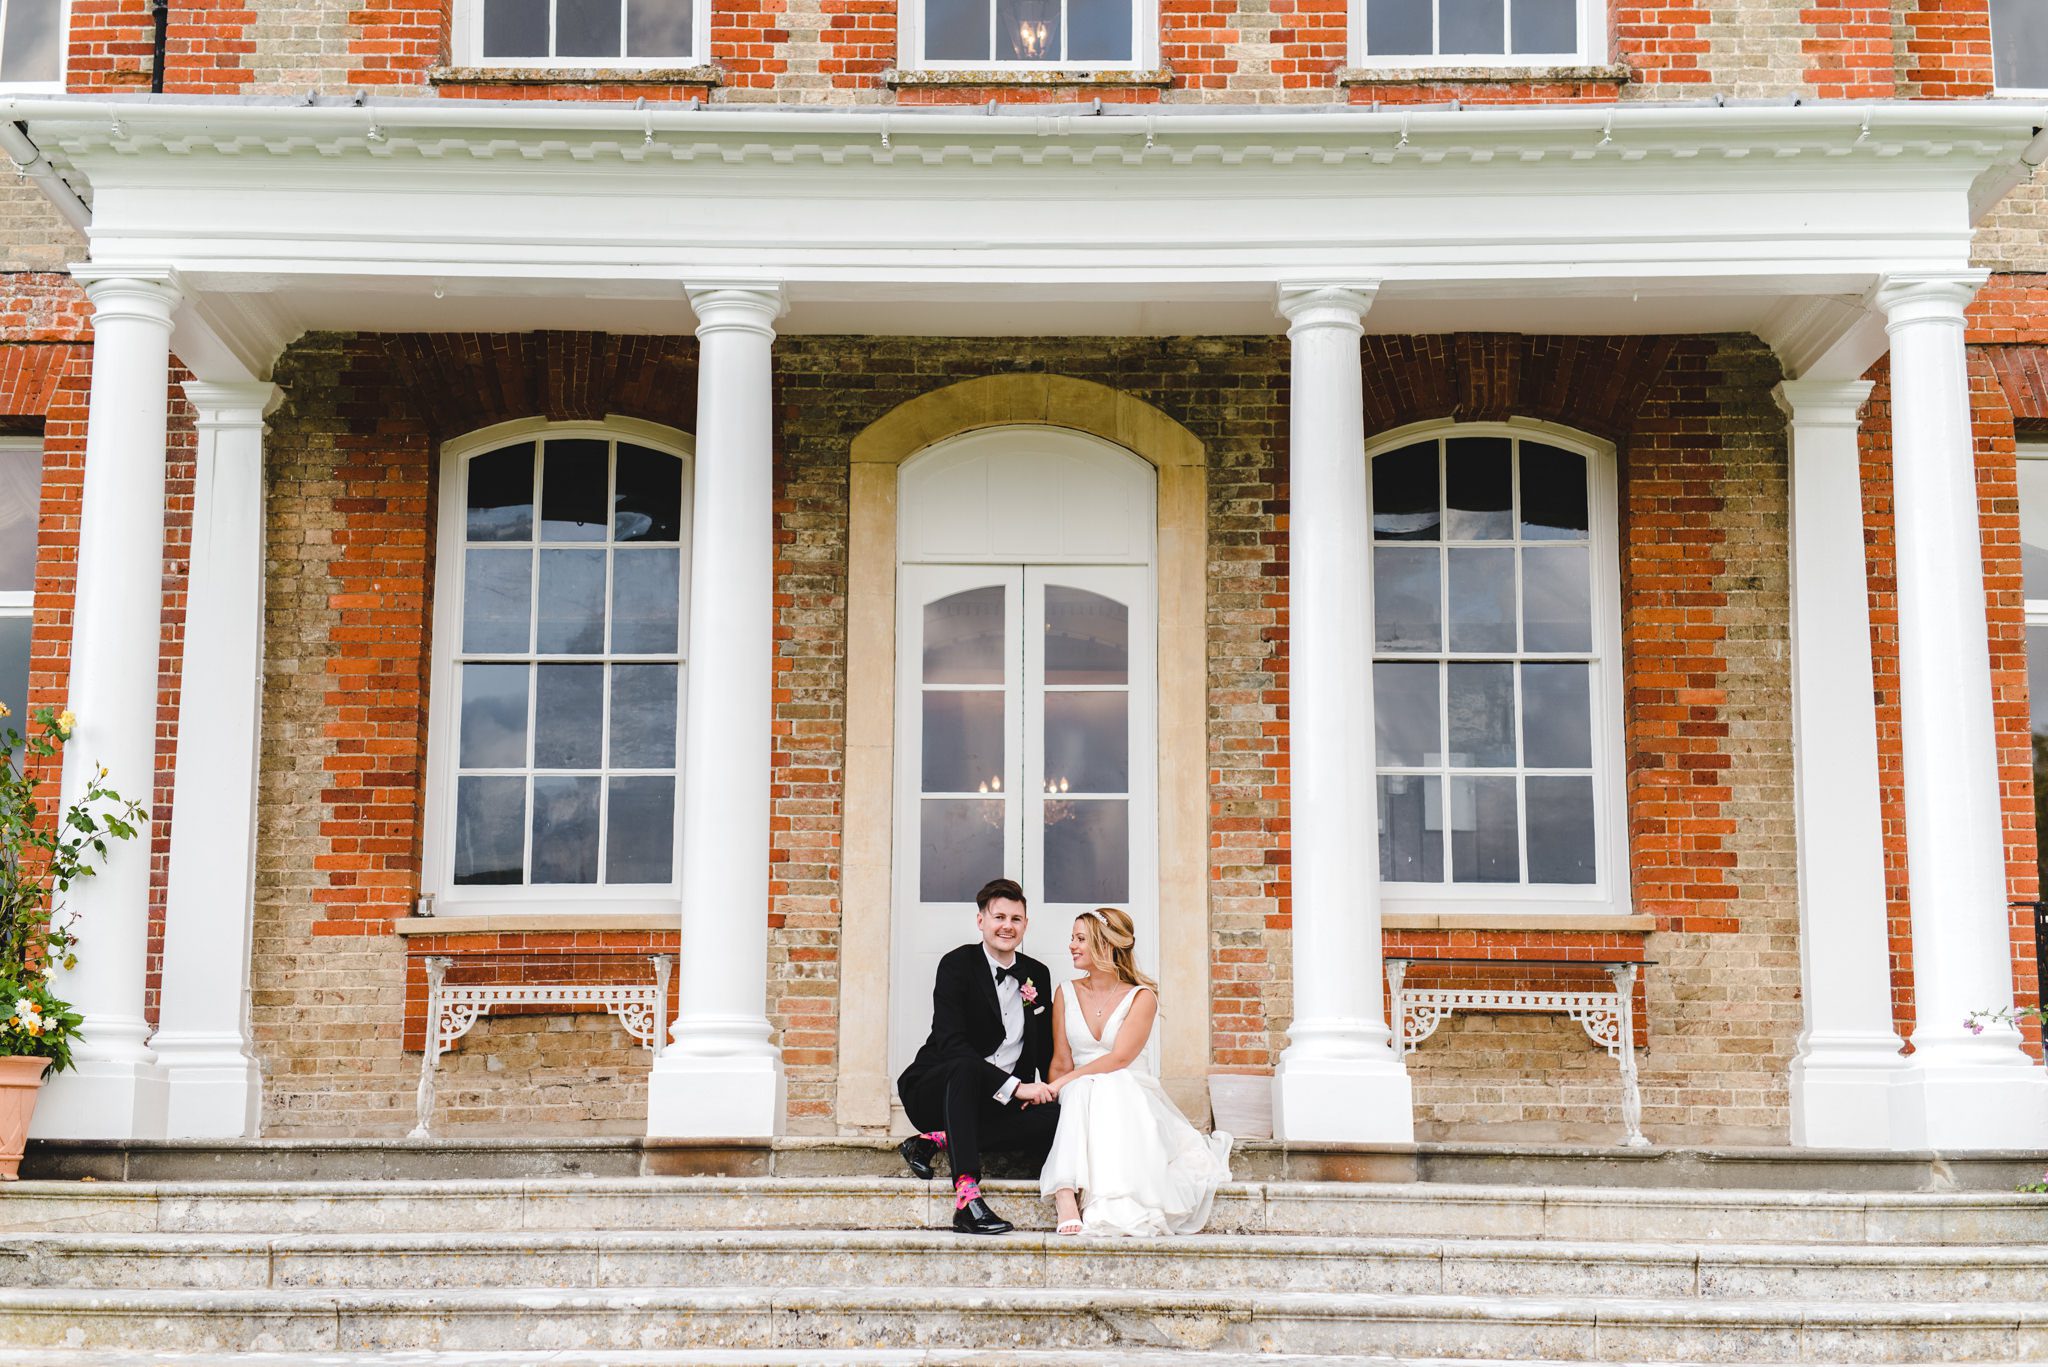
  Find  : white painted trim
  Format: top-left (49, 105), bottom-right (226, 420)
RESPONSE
top-left (898, 0), bottom-right (1156, 72)
top-left (0, 0), bottom-right (69, 94)
top-left (450, 0), bottom-right (708, 69)
top-left (422, 416), bottom-right (696, 919)
top-left (1349, 0), bottom-right (1604, 70)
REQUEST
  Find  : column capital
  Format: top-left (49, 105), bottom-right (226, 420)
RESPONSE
top-left (72, 267), bottom-right (183, 328)
top-left (181, 380), bottom-right (284, 429)
top-left (1773, 378), bottom-right (1874, 429)
top-left (1277, 281), bottom-right (1381, 335)
top-left (687, 282), bottom-right (787, 340)
top-left (1874, 270), bottom-right (1987, 328)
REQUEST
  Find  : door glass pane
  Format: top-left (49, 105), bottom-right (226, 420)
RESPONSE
top-left (1372, 441), bottom-right (1440, 541)
top-left (1993, 0), bottom-right (2048, 87)
top-left (0, 615), bottom-right (24, 745)
top-left (1365, 0), bottom-right (1431, 54)
top-left (925, 587), bottom-right (1006, 684)
top-left (1447, 663), bottom-right (1514, 768)
top-left (1526, 776), bottom-right (1596, 884)
top-left (0, 447), bottom-right (36, 593)
top-left (612, 548), bottom-right (681, 653)
top-left (1520, 443), bottom-right (1589, 541)
top-left (627, 0), bottom-right (694, 55)
top-left (558, 0), bottom-right (623, 55)
top-left (923, 691), bottom-right (1005, 793)
top-left (1449, 775), bottom-right (1519, 883)
top-left (2032, 623), bottom-right (2048, 893)
top-left (2020, 460), bottom-right (2048, 599)
top-left (998, 0), bottom-right (1060, 58)
top-left (531, 775), bottom-right (601, 883)
top-left (606, 776), bottom-right (676, 883)
top-left (1044, 800), bottom-right (1129, 903)
top-left (1379, 774), bottom-right (1442, 882)
top-left (1067, 0), bottom-right (1131, 60)
top-left (534, 663), bottom-right (604, 769)
top-left (537, 548), bottom-right (607, 654)
top-left (1045, 692), bottom-right (1127, 793)
top-left (1522, 546), bottom-right (1592, 652)
top-left (467, 444), bottom-right (534, 543)
top-left (455, 776), bottom-right (526, 885)
top-left (609, 664), bottom-right (678, 768)
top-left (1044, 586), bottom-right (1128, 684)
top-left (1439, 0), bottom-right (1504, 51)
top-left (1447, 547), bottom-right (1516, 651)
top-left (482, 0), bottom-right (550, 55)
top-left (921, 799), bottom-right (1006, 901)
top-left (541, 439), bottom-right (609, 541)
top-left (1374, 661), bottom-right (1439, 766)
top-left (614, 444), bottom-right (683, 542)
top-left (1374, 547), bottom-right (1441, 651)
top-left (1511, 0), bottom-right (1576, 52)
top-left (459, 664), bottom-right (530, 769)
top-left (1522, 662), bottom-right (1592, 769)
top-left (463, 549), bottom-right (532, 653)
top-left (0, 0), bottom-right (60, 80)
top-left (925, 0), bottom-right (990, 59)
top-left (1445, 436), bottom-right (1513, 540)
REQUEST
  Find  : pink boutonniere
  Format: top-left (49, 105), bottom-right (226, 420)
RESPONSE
top-left (1020, 980), bottom-right (1039, 1005)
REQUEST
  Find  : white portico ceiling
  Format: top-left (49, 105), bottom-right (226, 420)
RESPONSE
top-left (3, 96), bottom-right (2044, 378)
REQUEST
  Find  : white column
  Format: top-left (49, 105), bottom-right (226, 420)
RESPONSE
top-left (646, 283), bottom-right (787, 1138)
top-left (1271, 282), bottom-right (1414, 1143)
top-left (1775, 379), bottom-right (1909, 1148)
top-left (1877, 271), bottom-right (2048, 1147)
top-left (31, 271), bottom-right (182, 1141)
top-left (152, 380), bottom-right (279, 1139)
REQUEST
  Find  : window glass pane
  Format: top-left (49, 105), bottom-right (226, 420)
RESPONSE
top-left (541, 439), bottom-right (609, 541)
top-left (1447, 546), bottom-right (1516, 652)
top-left (558, 0), bottom-right (623, 55)
top-left (1447, 662), bottom-right (1514, 768)
top-left (1067, 0), bottom-right (1131, 60)
top-left (2031, 624), bottom-right (2048, 892)
top-left (997, 0), bottom-right (1060, 58)
top-left (1378, 774), bottom-right (1442, 882)
top-left (610, 664), bottom-right (678, 768)
top-left (925, 586), bottom-right (1005, 684)
top-left (1445, 436), bottom-right (1512, 540)
top-left (1993, 0), bottom-right (2048, 87)
top-left (0, 616), bottom-right (27, 743)
top-left (1511, 0), bottom-right (1576, 52)
top-left (1523, 545), bottom-right (1592, 652)
top-left (626, 0), bottom-right (694, 56)
top-left (921, 799), bottom-right (1005, 901)
top-left (455, 776), bottom-right (526, 885)
top-left (481, 0), bottom-right (550, 56)
top-left (467, 443), bottom-right (534, 543)
top-left (611, 547), bottom-right (681, 653)
top-left (1526, 775), bottom-right (1596, 884)
top-left (534, 663), bottom-right (604, 769)
top-left (1374, 546), bottom-right (1441, 651)
top-left (0, 446), bottom-right (40, 591)
top-left (1374, 661), bottom-right (1439, 766)
top-left (537, 548), bottom-right (607, 654)
top-left (0, 0), bottom-right (62, 81)
top-left (2020, 460), bottom-right (2048, 599)
top-left (1439, 0), bottom-right (1504, 54)
top-left (1045, 692), bottom-right (1127, 794)
top-left (1520, 442), bottom-right (1589, 541)
top-left (1522, 662), bottom-right (1591, 769)
top-left (614, 444), bottom-right (683, 542)
top-left (531, 775), bottom-right (601, 884)
top-left (459, 664), bottom-right (530, 769)
top-left (923, 691), bottom-right (1005, 793)
top-left (1449, 775), bottom-right (1519, 883)
top-left (1365, 0), bottom-right (1432, 54)
top-left (606, 776), bottom-right (676, 883)
top-left (1044, 799), bottom-right (1128, 903)
top-left (1044, 586), bottom-right (1127, 684)
top-left (1372, 441), bottom-right (1440, 541)
top-left (463, 549), bottom-right (533, 653)
top-left (925, 0), bottom-right (990, 59)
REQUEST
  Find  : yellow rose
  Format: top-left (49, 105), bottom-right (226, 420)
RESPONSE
top-left (0, 702), bottom-right (11, 717)
top-left (56, 709), bottom-right (75, 736)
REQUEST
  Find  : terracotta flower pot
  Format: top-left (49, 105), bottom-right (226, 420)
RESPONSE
top-left (0, 1054), bottom-right (50, 1180)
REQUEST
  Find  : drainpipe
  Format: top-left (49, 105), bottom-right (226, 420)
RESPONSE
top-left (0, 121), bottom-right (91, 232)
top-left (151, 1), bottom-right (169, 94)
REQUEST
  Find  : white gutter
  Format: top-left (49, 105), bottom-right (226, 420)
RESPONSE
top-left (0, 119), bottom-right (89, 231)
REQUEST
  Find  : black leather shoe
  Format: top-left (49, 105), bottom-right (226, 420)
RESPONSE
top-left (898, 1134), bottom-right (941, 1180)
top-left (952, 1196), bottom-right (1014, 1235)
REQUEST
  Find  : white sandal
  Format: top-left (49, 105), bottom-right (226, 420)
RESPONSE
top-left (1055, 1218), bottom-right (1083, 1236)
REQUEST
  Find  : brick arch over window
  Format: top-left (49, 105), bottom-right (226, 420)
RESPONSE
top-left (379, 333), bottom-right (702, 439)
top-left (1360, 334), bottom-right (1682, 445)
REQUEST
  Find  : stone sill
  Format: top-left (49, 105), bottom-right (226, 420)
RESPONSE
top-left (1382, 912), bottom-right (1656, 933)
top-left (394, 913), bottom-right (677, 935)
top-left (429, 65), bottom-right (722, 88)
top-left (1337, 63), bottom-right (1632, 86)
top-left (886, 67), bottom-right (1174, 89)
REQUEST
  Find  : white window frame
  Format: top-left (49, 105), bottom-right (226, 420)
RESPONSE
top-left (2021, 442), bottom-right (2048, 625)
top-left (1367, 417), bottom-right (1630, 918)
top-left (898, 0), bottom-right (1156, 72)
top-left (0, 437), bottom-right (36, 722)
top-left (421, 417), bottom-right (695, 918)
top-left (1991, 0), bottom-right (2048, 97)
top-left (0, 0), bottom-right (69, 93)
top-left (1348, 0), bottom-right (1604, 71)
top-left (451, 0), bottom-right (709, 69)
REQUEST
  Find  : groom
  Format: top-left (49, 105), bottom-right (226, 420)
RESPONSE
top-left (896, 877), bottom-right (1060, 1234)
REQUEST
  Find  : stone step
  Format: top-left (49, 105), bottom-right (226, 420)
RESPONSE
top-left (5, 1177), bottom-right (2045, 1245)
top-left (5, 1228), bottom-right (2046, 1303)
top-left (0, 1285), bottom-right (2042, 1360)
top-left (0, 1354), bottom-right (1964, 1367)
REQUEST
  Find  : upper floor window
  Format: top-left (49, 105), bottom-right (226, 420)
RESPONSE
top-left (1369, 424), bottom-right (1625, 914)
top-left (0, 0), bottom-right (65, 89)
top-left (907, 0), bottom-right (1149, 68)
top-left (456, 0), bottom-right (701, 67)
top-left (0, 438), bottom-right (40, 731)
top-left (1992, 0), bottom-right (2048, 92)
top-left (1354, 0), bottom-right (1597, 66)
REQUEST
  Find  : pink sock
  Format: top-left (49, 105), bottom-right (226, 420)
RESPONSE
top-left (953, 1176), bottom-right (981, 1209)
top-left (920, 1130), bottom-right (947, 1147)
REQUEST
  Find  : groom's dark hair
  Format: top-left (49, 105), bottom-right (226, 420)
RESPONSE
top-left (975, 878), bottom-right (1027, 911)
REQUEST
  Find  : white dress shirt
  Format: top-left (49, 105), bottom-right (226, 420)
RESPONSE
top-left (984, 946), bottom-right (1026, 1103)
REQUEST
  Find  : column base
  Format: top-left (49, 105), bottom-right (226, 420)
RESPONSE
top-left (647, 1052), bottom-right (786, 1138)
top-left (29, 1057), bottom-right (169, 1140)
top-left (155, 1037), bottom-right (262, 1139)
top-left (1271, 1051), bottom-right (1415, 1143)
top-left (1789, 1052), bottom-right (1908, 1149)
top-left (1890, 1055), bottom-right (2048, 1150)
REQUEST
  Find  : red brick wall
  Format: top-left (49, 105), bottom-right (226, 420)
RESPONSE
top-left (1902, 0), bottom-right (1995, 96)
top-left (64, 0), bottom-right (155, 92)
top-left (1612, 0), bottom-right (1713, 86)
top-left (1801, 0), bottom-right (1892, 97)
top-left (161, 1), bottom-right (256, 94)
top-left (346, 0), bottom-right (450, 87)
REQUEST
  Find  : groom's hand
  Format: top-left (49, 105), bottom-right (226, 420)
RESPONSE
top-left (1013, 1081), bottom-right (1055, 1106)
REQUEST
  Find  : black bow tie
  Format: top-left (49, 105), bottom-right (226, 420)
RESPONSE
top-left (993, 963), bottom-right (1020, 986)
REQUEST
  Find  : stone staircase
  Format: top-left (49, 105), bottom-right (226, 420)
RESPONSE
top-left (1, 1170), bottom-right (2045, 1363)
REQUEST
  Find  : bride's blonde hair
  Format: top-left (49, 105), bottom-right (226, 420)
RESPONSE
top-left (1073, 907), bottom-right (1156, 991)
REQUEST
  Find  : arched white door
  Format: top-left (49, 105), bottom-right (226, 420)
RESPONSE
top-left (888, 427), bottom-right (1158, 1083)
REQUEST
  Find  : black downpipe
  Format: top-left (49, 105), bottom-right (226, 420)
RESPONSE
top-left (150, 1), bottom-right (169, 94)
top-left (2036, 901), bottom-right (2048, 1035)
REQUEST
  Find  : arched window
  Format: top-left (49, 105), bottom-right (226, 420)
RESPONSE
top-left (424, 419), bottom-right (693, 914)
top-left (1368, 422), bottom-right (1626, 913)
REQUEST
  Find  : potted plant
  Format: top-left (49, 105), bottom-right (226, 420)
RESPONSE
top-left (0, 705), bottom-right (144, 1180)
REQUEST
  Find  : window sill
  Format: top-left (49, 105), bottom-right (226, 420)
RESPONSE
top-left (1382, 912), bottom-right (1654, 933)
top-left (395, 912), bottom-right (679, 936)
top-left (1336, 63), bottom-right (1631, 87)
top-left (429, 65), bottom-right (722, 90)
top-left (886, 67), bottom-right (1173, 90)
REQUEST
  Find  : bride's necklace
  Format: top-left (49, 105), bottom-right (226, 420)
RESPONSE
top-left (1075, 976), bottom-right (1122, 1029)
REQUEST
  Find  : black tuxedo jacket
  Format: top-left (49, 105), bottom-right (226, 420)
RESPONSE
top-left (897, 942), bottom-right (1055, 1105)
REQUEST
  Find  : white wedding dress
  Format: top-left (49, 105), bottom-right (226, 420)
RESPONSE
top-left (1039, 983), bottom-right (1233, 1236)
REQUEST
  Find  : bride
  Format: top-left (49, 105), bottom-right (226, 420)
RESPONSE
top-left (1039, 906), bottom-right (1233, 1236)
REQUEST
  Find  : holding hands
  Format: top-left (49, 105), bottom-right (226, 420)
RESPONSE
top-left (1013, 1080), bottom-right (1056, 1107)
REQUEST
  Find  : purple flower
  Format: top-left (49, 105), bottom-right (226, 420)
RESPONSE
top-left (1964, 1018), bottom-right (1986, 1035)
